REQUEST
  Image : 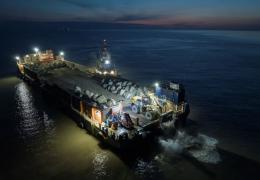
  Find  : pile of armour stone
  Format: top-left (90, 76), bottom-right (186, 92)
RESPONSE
top-left (100, 78), bottom-right (148, 99)
top-left (32, 61), bottom-right (68, 75)
top-left (74, 86), bottom-right (116, 107)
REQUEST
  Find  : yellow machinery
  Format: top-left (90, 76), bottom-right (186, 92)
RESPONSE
top-left (130, 93), bottom-right (164, 120)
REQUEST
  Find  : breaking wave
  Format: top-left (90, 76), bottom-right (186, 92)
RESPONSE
top-left (159, 131), bottom-right (221, 164)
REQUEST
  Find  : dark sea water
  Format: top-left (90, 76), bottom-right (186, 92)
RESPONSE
top-left (1, 23), bottom-right (260, 180)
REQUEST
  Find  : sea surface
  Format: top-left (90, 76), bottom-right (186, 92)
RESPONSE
top-left (1, 23), bottom-right (260, 180)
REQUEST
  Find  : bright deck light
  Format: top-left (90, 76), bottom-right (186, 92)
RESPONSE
top-left (105, 60), bottom-right (110, 64)
top-left (154, 82), bottom-right (159, 87)
top-left (110, 70), bottom-right (114, 75)
top-left (34, 47), bottom-right (39, 53)
top-left (60, 51), bottom-right (64, 56)
top-left (15, 56), bottom-right (20, 60)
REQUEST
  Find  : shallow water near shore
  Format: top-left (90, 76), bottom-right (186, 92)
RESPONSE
top-left (1, 26), bottom-right (260, 179)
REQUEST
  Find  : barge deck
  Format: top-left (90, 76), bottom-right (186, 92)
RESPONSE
top-left (16, 42), bottom-right (190, 148)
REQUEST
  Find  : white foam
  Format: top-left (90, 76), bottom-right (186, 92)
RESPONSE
top-left (160, 120), bottom-right (175, 128)
top-left (159, 138), bottom-right (183, 154)
top-left (159, 131), bottom-right (221, 164)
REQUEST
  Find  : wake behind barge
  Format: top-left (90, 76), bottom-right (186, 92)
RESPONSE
top-left (16, 41), bottom-right (190, 148)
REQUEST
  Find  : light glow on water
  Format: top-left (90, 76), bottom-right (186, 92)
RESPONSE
top-left (16, 82), bottom-right (40, 138)
top-left (15, 82), bottom-right (55, 139)
top-left (92, 151), bottom-right (109, 179)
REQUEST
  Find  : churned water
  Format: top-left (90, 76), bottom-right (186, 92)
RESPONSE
top-left (1, 23), bottom-right (260, 180)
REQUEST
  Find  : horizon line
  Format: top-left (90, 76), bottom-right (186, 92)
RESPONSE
top-left (1, 19), bottom-right (260, 31)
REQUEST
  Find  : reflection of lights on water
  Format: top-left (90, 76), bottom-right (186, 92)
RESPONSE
top-left (15, 82), bottom-right (55, 138)
top-left (135, 158), bottom-right (160, 179)
top-left (43, 111), bottom-right (55, 137)
top-left (92, 151), bottom-right (109, 179)
top-left (16, 82), bottom-right (39, 138)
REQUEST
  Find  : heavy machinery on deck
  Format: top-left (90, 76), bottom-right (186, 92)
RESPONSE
top-left (130, 82), bottom-right (189, 122)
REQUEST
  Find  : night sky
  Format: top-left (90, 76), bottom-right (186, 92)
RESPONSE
top-left (1, 0), bottom-right (260, 29)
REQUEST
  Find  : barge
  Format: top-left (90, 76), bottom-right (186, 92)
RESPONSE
top-left (16, 41), bottom-right (190, 148)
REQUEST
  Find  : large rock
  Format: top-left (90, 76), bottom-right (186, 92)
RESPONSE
top-left (143, 87), bottom-right (148, 94)
top-left (119, 89), bottom-right (125, 96)
top-left (125, 93), bottom-right (132, 99)
top-left (115, 89), bottom-right (121, 94)
top-left (108, 80), bottom-right (113, 85)
top-left (127, 82), bottom-right (133, 86)
top-left (85, 91), bottom-right (94, 98)
top-left (106, 99), bottom-right (113, 107)
top-left (136, 88), bottom-right (144, 96)
top-left (75, 86), bottom-right (82, 94)
top-left (93, 93), bottom-right (99, 99)
top-left (122, 81), bottom-right (128, 86)
top-left (124, 85), bottom-right (130, 92)
top-left (116, 85), bottom-right (122, 91)
top-left (129, 86), bottom-right (136, 92)
top-left (89, 92), bottom-right (94, 98)
top-left (130, 88), bottom-right (137, 96)
top-left (111, 86), bottom-right (116, 91)
top-left (96, 95), bottom-right (107, 104)
top-left (116, 82), bottom-right (122, 86)
top-left (85, 90), bottom-right (91, 97)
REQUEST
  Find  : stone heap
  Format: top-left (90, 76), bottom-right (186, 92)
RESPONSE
top-left (30, 61), bottom-right (68, 75)
top-left (74, 86), bottom-right (116, 108)
top-left (100, 78), bottom-right (148, 99)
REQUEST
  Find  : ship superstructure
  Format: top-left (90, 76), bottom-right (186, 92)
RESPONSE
top-left (95, 40), bottom-right (117, 76)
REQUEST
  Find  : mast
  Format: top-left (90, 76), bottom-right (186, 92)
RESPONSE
top-left (96, 40), bottom-right (117, 76)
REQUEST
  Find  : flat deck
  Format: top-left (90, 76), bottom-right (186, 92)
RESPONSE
top-left (41, 67), bottom-right (122, 101)
top-left (36, 66), bottom-right (158, 128)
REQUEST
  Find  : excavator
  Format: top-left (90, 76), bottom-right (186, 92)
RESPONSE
top-left (130, 81), bottom-right (189, 122)
top-left (130, 92), bottom-right (166, 120)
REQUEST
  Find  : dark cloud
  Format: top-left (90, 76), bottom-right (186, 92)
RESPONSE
top-left (57, 0), bottom-right (97, 9)
top-left (114, 14), bottom-right (162, 22)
